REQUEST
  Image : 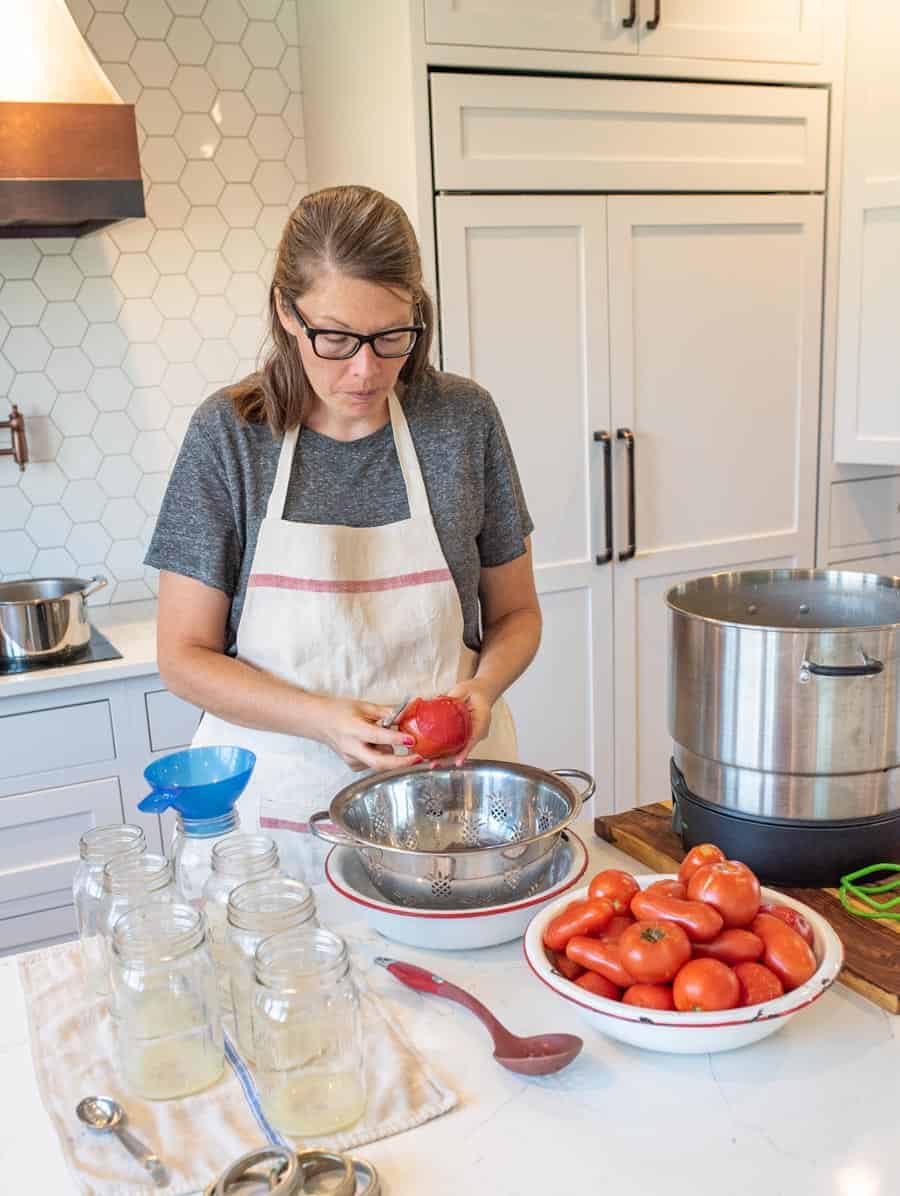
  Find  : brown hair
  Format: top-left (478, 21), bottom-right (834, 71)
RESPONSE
top-left (230, 185), bottom-right (435, 433)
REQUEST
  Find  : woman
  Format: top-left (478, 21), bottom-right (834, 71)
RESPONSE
top-left (146, 185), bottom-right (541, 880)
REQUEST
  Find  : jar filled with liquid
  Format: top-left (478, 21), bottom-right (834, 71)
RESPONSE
top-left (172, 808), bottom-right (240, 909)
top-left (95, 852), bottom-right (179, 997)
top-left (73, 824), bottom-right (147, 997)
top-left (226, 876), bottom-right (316, 1059)
top-left (252, 928), bottom-right (365, 1137)
top-left (202, 833), bottom-right (279, 1009)
top-left (111, 902), bottom-right (224, 1100)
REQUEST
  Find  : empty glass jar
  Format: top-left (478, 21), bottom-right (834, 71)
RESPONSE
top-left (252, 928), bottom-right (365, 1137)
top-left (110, 902), bottom-right (224, 1100)
top-left (95, 852), bottom-right (179, 997)
top-left (225, 876), bottom-right (317, 1058)
top-left (73, 824), bottom-right (147, 997)
top-left (172, 807), bottom-right (240, 909)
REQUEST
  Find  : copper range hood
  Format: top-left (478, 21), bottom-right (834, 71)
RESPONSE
top-left (0, 0), bottom-right (144, 238)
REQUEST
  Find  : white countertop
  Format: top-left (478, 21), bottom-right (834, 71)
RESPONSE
top-left (0, 599), bottom-right (160, 698)
top-left (0, 831), bottom-right (897, 1196)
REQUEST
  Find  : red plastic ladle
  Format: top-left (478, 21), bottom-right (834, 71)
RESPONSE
top-left (375, 957), bottom-right (583, 1076)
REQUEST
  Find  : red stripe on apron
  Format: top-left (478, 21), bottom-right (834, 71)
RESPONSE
top-left (260, 815), bottom-right (310, 833)
top-left (248, 568), bottom-right (452, 593)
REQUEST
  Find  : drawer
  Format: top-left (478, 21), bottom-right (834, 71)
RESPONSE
top-left (0, 904), bottom-right (76, 956)
top-left (0, 699), bottom-right (115, 782)
top-left (144, 688), bottom-right (202, 753)
top-left (829, 552), bottom-right (900, 577)
top-left (431, 74), bottom-right (828, 193)
top-left (830, 476), bottom-right (900, 550)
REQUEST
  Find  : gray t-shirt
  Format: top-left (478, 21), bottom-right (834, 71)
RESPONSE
top-left (145, 369), bottom-right (534, 653)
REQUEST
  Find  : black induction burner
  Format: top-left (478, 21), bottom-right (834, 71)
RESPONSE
top-left (0, 626), bottom-right (123, 676)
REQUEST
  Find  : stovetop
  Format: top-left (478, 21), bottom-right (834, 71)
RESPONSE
top-left (0, 626), bottom-right (123, 676)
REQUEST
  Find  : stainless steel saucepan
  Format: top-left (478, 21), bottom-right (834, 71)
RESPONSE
top-left (0, 576), bottom-right (107, 662)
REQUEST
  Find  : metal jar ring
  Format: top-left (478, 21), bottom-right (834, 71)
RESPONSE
top-left (295, 1148), bottom-right (356, 1195)
top-left (203, 1146), bottom-right (300, 1195)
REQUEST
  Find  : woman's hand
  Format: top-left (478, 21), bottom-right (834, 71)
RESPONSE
top-left (308, 697), bottom-right (421, 772)
top-left (430, 678), bottom-right (496, 768)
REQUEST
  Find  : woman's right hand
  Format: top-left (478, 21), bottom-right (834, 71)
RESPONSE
top-left (307, 697), bottom-right (421, 772)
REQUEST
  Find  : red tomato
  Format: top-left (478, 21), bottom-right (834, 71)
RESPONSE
top-left (692, 928), bottom-right (765, 965)
top-left (622, 983), bottom-right (675, 1011)
top-left (398, 696), bottom-right (472, 759)
top-left (677, 843), bottom-right (726, 885)
top-left (750, 913), bottom-right (817, 992)
top-left (758, 902), bottom-right (815, 948)
top-left (575, 971), bottom-right (622, 1000)
top-left (644, 879), bottom-right (687, 900)
top-left (672, 958), bottom-right (740, 1012)
top-left (593, 913), bottom-right (635, 943)
top-left (588, 869), bottom-right (640, 913)
top-left (565, 936), bottom-right (635, 989)
top-left (733, 961), bottom-right (785, 1007)
top-left (543, 898), bottom-right (615, 953)
top-left (630, 890), bottom-right (724, 943)
top-left (544, 948), bottom-right (583, 982)
top-left (618, 920), bottom-right (692, 985)
top-left (687, 861), bottom-right (761, 928)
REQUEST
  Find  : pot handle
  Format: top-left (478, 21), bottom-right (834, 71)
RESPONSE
top-left (80, 575), bottom-right (108, 600)
top-left (801, 653), bottom-right (884, 680)
top-left (308, 810), bottom-right (358, 847)
top-left (552, 769), bottom-right (595, 811)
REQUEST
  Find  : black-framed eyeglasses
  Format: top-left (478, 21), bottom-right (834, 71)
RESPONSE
top-left (293, 304), bottom-right (424, 360)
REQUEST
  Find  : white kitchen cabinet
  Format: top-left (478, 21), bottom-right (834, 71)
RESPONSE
top-left (833, 0), bottom-right (900, 465)
top-left (437, 192), bottom-right (822, 812)
top-left (424, 0), bottom-right (824, 64)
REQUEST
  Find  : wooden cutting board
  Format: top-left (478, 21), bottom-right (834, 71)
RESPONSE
top-left (594, 804), bottom-right (900, 1014)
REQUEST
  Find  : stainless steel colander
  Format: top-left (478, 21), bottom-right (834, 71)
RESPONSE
top-left (309, 761), bottom-right (594, 909)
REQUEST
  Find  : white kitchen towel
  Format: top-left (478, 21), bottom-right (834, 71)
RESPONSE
top-left (18, 939), bottom-right (457, 1196)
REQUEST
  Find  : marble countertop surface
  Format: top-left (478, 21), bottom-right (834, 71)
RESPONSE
top-left (0, 830), bottom-right (897, 1196)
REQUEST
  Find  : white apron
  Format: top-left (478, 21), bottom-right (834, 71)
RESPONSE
top-left (192, 391), bottom-right (517, 881)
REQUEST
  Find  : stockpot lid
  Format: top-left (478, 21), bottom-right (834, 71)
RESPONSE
top-left (666, 569), bottom-right (900, 633)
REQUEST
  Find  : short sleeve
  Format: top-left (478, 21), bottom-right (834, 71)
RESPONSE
top-left (144, 407), bottom-right (244, 596)
top-left (477, 399), bottom-right (535, 567)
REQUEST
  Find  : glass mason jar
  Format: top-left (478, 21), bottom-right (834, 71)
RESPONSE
top-left (110, 902), bottom-right (224, 1101)
top-left (73, 824), bottom-right (147, 997)
top-left (171, 808), bottom-right (240, 910)
top-left (252, 928), bottom-right (365, 1137)
top-left (94, 852), bottom-right (179, 998)
top-left (226, 876), bottom-right (317, 1059)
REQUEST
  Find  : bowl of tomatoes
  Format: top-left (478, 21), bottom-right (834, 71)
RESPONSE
top-left (523, 848), bottom-right (844, 1054)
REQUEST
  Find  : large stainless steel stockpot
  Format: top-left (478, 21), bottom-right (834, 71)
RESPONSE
top-left (667, 569), bottom-right (900, 822)
top-left (0, 576), bottom-right (107, 661)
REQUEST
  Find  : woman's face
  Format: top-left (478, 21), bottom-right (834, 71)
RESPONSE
top-left (277, 271), bottom-right (415, 435)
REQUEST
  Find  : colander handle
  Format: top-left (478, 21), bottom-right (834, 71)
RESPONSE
top-left (308, 810), bottom-right (358, 847)
top-left (552, 769), bottom-right (595, 812)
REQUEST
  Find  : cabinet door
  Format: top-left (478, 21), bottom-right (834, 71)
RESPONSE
top-left (834, 0), bottom-right (900, 465)
top-left (435, 195), bottom-right (615, 815)
top-left (607, 194), bottom-right (823, 811)
top-left (639, 0), bottom-right (823, 64)
top-left (424, 0), bottom-right (637, 54)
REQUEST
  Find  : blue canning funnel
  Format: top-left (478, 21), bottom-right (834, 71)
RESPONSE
top-left (138, 745), bottom-right (256, 820)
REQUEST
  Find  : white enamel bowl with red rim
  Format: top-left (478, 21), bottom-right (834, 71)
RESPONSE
top-left (523, 874), bottom-right (844, 1054)
top-left (325, 830), bottom-right (588, 950)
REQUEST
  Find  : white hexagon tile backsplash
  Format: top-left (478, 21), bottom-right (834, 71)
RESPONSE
top-left (0, 0), bottom-right (308, 603)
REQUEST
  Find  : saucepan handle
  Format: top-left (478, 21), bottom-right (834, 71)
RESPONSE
top-left (308, 810), bottom-right (358, 847)
top-left (80, 575), bottom-right (108, 600)
top-left (801, 653), bottom-right (884, 679)
top-left (552, 768), bottom-right (595, 811)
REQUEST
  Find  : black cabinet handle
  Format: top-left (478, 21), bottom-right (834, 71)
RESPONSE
top-left (803, 655), bottom-right (884, 679)
top-left (622, 0), bottom-right (637, 28)
top-left (617, 428), bottom-right (636, 561)
top-left (646, 0), bottom-right (661, 30)
top-left (593, 431), bottom-right (613, 565)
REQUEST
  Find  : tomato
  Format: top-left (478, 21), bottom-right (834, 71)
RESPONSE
top-left (565, 936), bottom-right (635, 989)
top-left (622, 983), bottom-right (675, 1011)
top-left (588, 869), bottom-right (640, 913)
top-left (692, 928), bottom-right (764, 965)
top-left (593, 913), bottom-right (636, 943)
top-left (543, 898), bottom-right (615, 953)
top-left (618, 920), bottom-right (692, 985)
top-left (733, 961), bottom-right (785, 1007)
top-left (398, 696), bottom-right (472, 759)
top-left (630, 891), bottom-right (723, 943)
top-left (750, 913), bottom-right (817, 992)
top-left (672, 958), bottom-right (740, 1012)
top-left (644, 879), bottom-right (687, 900)
top-left (575, 971), bottom-right (622, 1000)
top-left (544, 948), bottom-right (583, 982)
top-left (758, 902), bottom-right (815, 948)
top-left (677, 843), bottom-right (726, 885)
top-left (687, 860), bottom-right (761, 928)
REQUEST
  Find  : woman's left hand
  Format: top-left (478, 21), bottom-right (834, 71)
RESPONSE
top-left (433, 678), bottom-right (497, 768)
